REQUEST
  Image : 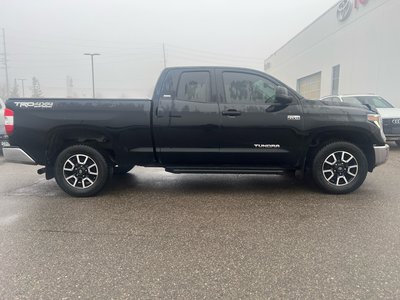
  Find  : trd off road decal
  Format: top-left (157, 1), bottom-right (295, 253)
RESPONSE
top-left (14, 102), bottom-right (54, 109)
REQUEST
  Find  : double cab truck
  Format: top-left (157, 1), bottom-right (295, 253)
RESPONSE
top-left (3, 67), bottom-right (389, 197)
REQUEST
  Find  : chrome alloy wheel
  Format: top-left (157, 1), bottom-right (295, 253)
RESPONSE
top-left (63, 154), bottom-right (98, 189)
top-left (322, 151), bottom-right (358, 186)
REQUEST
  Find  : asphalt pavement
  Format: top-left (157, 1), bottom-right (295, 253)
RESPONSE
top-left (0, 145), bottom-right (399, 299)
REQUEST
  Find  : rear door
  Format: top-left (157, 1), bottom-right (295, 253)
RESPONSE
top-left (153, 69), bottom-right (220, 165)
top-left (216, 69), bottom-right (304, 168)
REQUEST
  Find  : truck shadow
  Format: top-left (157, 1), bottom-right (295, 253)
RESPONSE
top-left (106, 171), bottom-right (319, 198)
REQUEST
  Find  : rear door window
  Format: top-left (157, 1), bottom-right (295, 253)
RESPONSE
top-left (176, 72), bottom-right (211, 103)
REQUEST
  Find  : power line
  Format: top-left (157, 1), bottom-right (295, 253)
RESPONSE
top-left (6, 32), bottom-right (263, 62)
top-left (6, 38), bottom-right (160, 51)
top-left (166, 52), bottom-right (262, 67)
top-left (166, 52), bottom-right (261, 66)
top-left (5, 30), bottom-right (160, 46)
top-left (166, 44), bottom-right (263, 61)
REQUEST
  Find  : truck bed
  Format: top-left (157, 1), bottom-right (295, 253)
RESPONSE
top-left (6, 98), bottom-right (153, 164)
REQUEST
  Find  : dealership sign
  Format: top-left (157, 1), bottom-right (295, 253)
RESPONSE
top-left (337, 0), bottom-right (369, 22)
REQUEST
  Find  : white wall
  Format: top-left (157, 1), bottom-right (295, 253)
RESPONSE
top-left (265, 0), bottom-right (400, 106)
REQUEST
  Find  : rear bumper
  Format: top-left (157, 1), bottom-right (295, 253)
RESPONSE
top-left (374, 144), bottom-right (389, 167)
top-left (3, 147), bottom-right (37, 165)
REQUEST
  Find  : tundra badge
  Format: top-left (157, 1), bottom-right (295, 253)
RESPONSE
top-left (254, 144), bottom-right (280, 149)
top-left (287, 115), bottom-right (301, 121)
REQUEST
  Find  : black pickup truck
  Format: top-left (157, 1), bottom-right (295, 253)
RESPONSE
top-left (3, 66), bottom-right (389, 197)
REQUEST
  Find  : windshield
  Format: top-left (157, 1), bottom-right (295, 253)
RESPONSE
top-left (342, 96), bottom-right (394, 108)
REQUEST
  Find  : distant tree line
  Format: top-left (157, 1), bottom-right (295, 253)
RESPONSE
top-left (31, 77), bottom-right (43, 97)
top-left (0, 84), bottom-right (6, 99)
top-left (7, 76), bottom-right (43, 98)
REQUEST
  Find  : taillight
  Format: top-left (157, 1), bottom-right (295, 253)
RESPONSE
top-left (4, 108), bottom-right (14, 135)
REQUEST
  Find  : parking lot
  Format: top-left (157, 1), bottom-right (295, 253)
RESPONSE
top-left (0, 145), bottom-right (399, 299)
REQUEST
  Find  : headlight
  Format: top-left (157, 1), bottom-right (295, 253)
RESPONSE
top-left (368, 114), bottom-right (382, 129)
top-left (368, 113), bottom-right (386, 141)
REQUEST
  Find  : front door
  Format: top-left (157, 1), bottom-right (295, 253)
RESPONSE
top-left (217, 69), bottom-right (304, 168)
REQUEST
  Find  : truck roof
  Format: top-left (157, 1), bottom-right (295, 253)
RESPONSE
top-left (164, 66), bottom-right (266, 73)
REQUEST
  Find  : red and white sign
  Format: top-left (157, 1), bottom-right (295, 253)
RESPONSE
top-left (354, 0), bottom-right (369, 8)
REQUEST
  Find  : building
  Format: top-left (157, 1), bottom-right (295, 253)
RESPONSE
top-left (264, 0), bottom-right (400, 106)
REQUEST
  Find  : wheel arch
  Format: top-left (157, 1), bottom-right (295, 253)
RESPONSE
top-left (45, 126), bottom-right (117, 179)
top-left (310, 140), bottom-right (369, 194)
top-left (304, 129), bottom-right (375, 172)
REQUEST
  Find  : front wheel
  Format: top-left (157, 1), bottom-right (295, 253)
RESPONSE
top-left (54, 145), bottom-right (110, 197)
top-left (312, 142), bottom-right (368, 194)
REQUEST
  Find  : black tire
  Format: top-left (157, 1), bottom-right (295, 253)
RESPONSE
top-left (312, 141), bottom-right (368, 194)
top-left (395, 141), bottom-right (400, 147)
top-left (113, 163), bottom-right (135, 175)
top-left (54, 145), bottom-right (110, 197)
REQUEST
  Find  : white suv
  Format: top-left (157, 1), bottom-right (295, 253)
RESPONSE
top-left (321, 95), bottom-right (400, 146)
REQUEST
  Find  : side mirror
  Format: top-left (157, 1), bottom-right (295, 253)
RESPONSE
top-left (363, 103), bottom-right (378, 113)
top-left (275, 86), bottom-right (293, 105)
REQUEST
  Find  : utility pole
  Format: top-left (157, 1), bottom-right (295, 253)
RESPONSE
top-left (84, 53), bottom-right (100, 98)
top-left (1, 28), bottom-right (10, 98)
top-left (162, 43), bottom-right (167, 69)
top-left (17, 78), bottom-right (26, 97)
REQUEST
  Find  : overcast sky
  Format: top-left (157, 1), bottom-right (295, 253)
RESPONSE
top-left (0, 0), bottom-right (339, 98)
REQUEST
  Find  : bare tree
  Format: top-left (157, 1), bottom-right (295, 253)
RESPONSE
top-left (31, 77), bottom-right (43, 97)
top-left (66, 76), bottom-right (74, 98)
top-left (0, 84), bottom-right (7, 99)
top-left (10, 79), bottom-right (20, 98)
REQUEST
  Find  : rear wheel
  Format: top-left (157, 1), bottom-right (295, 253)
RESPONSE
top-left (54, 145), bottom-right (110, 197)
top-left (312, 141), bottom-right (368, 194)
top-left (395, 141), bottom-right (400, 147)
